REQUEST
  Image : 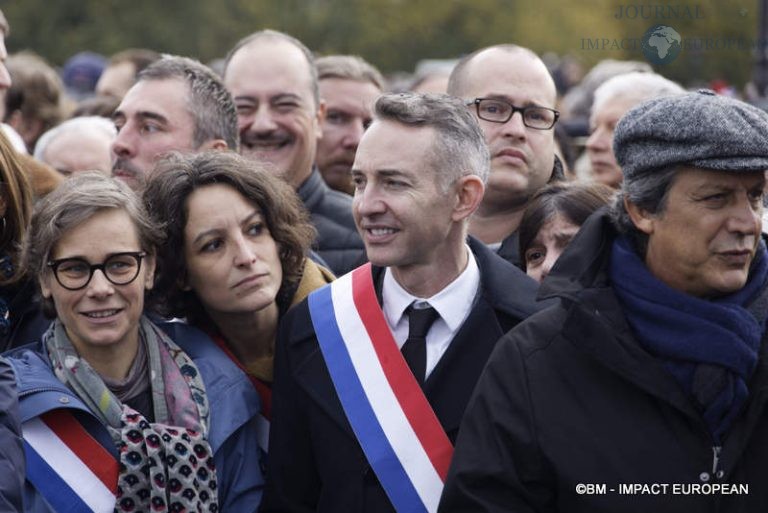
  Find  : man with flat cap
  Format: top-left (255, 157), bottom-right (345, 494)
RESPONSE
top-left (439, 90), bottom-right (768, 513)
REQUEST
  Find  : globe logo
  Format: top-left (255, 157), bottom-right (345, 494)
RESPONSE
top-left (641, 25), bottom-right (682, 65)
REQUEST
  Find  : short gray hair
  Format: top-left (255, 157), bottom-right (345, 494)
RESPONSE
top-left (374, 92), bottom-right (490, 188)
top-left (24, 172), bottom-right (163, 316)
top-left (610, 166), bottom-right (679, 255)
top-left (34, 116), bottom-right (117, 162)
top-left (138, 55), bottom-right (238, 151)
top-left (592, 72), bottom-right (685, 116)
top-left (316, 55), bottom-right (385, 91)
top-left (224, 29), bottom-right (319, 108)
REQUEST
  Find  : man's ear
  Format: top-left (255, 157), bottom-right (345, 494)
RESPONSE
top-left (200, 139), bottom-right (229, 151)
top-left (624, 196), bottom-right (655, 235)
top-left (315, 100), bottom-right (326, 141)
top-left (452, 175), bottom-right (485, 222)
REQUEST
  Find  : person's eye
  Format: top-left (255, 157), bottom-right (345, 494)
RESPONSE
top-left (106, 258), bottom-right (134, 275)
top-left (201, 238), bottom-right (223, 253)
top-left (352, 175), bottom-right (366, 189)
top-left (525, 248), bottom-right (546, 266)
top-left (385, 178), bottom-right (407, 189)
top-left (236, 103), bottom-right (255, 116)
top-left (274, 101), bottom-right (299, 113)
top-left (701, 193), bottom-right (727, 205)
top-left (140, 122), bottom-right (161, 135)
top-left (326, 110), bottom-right (349, 125)
top-left (247, 222), bottom-right (264, 237)
top-left (59, 261), bottom-right (89, 276)
top-left (748, 188), bottom-right (764, 205)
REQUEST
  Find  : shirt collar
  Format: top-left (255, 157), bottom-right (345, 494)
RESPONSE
top-left (382, 244), bottom-right (480, 331)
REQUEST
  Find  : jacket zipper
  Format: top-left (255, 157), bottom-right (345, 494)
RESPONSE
top-left (18, 386), bottom-right (72, 399)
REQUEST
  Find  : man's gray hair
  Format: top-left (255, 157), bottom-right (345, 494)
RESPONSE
top-left (592, 72), bottom-right (685, 116)
top-left (224, 29), bottom-right (319, 107)
top-left (610, 166), bottom-right (679, 255)
top-left (24, 172), bottom-right (163, 316)
top-left (374, 92), bottom-right (490, 188)
top-left (316, 55), bottom-right (385, 91)
top-left (34, 116), bottom-right (117, 162)
top-left (138, 55), bottom-right (238, 151)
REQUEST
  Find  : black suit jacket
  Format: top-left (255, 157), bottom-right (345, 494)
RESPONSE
top-left (260, 238), bottom-right (543, 513)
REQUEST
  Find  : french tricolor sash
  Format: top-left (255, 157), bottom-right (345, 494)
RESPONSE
top-left (23, 408), bottom-right (118, 513)
top-left (308, 263), bottom-right (453, 513)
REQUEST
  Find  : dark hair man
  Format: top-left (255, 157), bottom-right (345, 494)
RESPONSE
top-left (111, 55), bottom-right (237, 190)
top-left (441, 90), bottom-right (768, 512)
top-left (261, 92), bottom-right (541, 512)
top-left (223, 30), bottom-right (365, 276)
top-left (447, 44), bottom-right (563, 268)
top-left (315, 54), bottom-right (384, 195)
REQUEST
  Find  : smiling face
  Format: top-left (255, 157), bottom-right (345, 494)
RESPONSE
top-left (629, 167), bottom-right (765, 298)
top-left (224, 39), bottom-right (323, 189)
top-left (183, 183), bottom-right (283, 320)
top-left (111, 78), bottom-right (198, 189)
top-left (458, 48), bottom-right (556, 210)
top-left (40, 208), bottom-right (155, 357)
top-left (352, 120), bottom-right (462, 276)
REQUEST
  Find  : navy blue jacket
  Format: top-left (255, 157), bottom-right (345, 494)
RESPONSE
top-left (261, 238), bottom-right (543, 512)
top-left (297, 168), bottom-right (366, 276)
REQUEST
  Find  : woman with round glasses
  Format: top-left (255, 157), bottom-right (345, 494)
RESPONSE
top-left (143, 151), bottom-right (333, 457)
top-left (5, 173), bottom-right (263, 512)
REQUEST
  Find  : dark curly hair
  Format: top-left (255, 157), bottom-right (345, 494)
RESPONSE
top-left (142, 151), bottom-right (316, 322)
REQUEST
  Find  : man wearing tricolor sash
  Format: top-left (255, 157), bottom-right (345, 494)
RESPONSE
top-left (261, 93), bottom-right (543, 513)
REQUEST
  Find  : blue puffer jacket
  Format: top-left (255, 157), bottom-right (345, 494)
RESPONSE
top-left (4, 320), bottom-right (264, 512)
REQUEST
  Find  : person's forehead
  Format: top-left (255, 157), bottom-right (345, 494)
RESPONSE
top-left (117, 78), bottom-right (191, 120)
top-left (226, 39), bottom-right (314, 98)
top-left (591, 95), bottom-right (640, 125)
top-left (356, 120), bottom-right (435, 167)
top-left (461, 49), bottom-right (556, 106)
top-left (669, 166), bottom-right (767, 190)
top-left (319, 78), bottom-right (379, 108)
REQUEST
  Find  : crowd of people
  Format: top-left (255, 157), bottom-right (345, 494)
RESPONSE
top-left (0, 6), bottom-right (766, 513)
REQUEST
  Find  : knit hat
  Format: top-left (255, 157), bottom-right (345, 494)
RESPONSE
top-left (614, 89), bottom-right (768, 181)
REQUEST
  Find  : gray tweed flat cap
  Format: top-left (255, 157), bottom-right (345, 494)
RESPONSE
top-left (614, 89), bottom-right (768, 181)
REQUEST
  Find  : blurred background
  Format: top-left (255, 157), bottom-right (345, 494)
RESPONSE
top-left (0, 0), bottom-right (760, 90)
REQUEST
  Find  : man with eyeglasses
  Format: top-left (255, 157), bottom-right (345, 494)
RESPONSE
top-left (447, 45), bottom-right (563, 268)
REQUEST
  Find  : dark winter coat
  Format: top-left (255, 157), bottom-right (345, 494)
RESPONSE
top-left (440, 211), bottom-right (768, 513)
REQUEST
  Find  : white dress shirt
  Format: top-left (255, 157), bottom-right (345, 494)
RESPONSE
top-left (382, 245), bottom-right (480, 379)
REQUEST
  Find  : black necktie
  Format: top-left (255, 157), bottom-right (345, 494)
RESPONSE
top-left (402, 303), bottom-right (439, 385)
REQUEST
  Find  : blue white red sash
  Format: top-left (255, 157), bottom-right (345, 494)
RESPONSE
top-left (308, 263), bottom-right (453, 513)
top-left (23, 408), bottom-right (118, 513)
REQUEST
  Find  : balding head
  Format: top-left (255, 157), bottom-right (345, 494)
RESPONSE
top-left (448, 45), bottom-right (558, 214)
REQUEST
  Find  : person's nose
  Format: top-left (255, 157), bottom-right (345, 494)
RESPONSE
top-left (341, 121), bottom-right (366, 150)
top-left (112, 124), bottom-right (137, 159)
top-left (500, 110), bottom-right (528, 140)
top-left (233, 233), bottom-right (258, 267)
top-left (85, 269), bottom-right (115, 298)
